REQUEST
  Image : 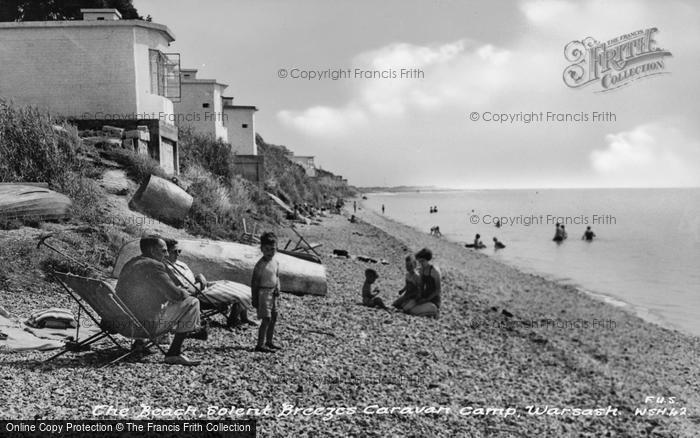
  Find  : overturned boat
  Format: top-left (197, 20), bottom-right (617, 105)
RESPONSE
top-left (0, 184), bottom-right (72, 221)
top-left (112, 238), bottom-right (327, 296)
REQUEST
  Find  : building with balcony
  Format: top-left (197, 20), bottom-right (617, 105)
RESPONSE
top-left (0, 8), bottom-right (182, 174)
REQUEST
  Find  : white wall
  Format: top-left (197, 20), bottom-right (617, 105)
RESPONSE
top-left (224, 107), bottom-right (257, 155)
top-left (0, 24), bottom-right (137, 118)
top-left (174, 81), bottom-right (228, 141)
top-left (133, 27), bottom-right (175, 122)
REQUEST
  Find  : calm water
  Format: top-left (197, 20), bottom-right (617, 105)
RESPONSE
top-left (364, 189), bottom-right (700, 336)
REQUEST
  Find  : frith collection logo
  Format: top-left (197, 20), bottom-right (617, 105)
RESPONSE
top-left (563, 28), bottom-right (672, 92)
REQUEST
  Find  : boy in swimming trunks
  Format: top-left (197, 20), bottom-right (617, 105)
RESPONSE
top-left (252, 232), bottom-right (282, 353)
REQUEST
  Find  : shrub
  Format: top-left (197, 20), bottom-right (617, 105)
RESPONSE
top-left (0, 100), bottom-right (82, 183)
top-left (54, 171), bottom-right (106, 224)
top-left (178, 127), bottom-right (236, 182)
top-left (0, 101), bottom-right (109, 225)
top-left (183, 164), bottom-right (249, 239)
top-left (99, 148), bottom-right (168, 183)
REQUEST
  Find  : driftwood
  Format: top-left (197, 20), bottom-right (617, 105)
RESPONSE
top-left (112, 238), bottom-right (328, 296)
top-left (0, 184), bottom-right (71, 221)
top-left (128, 175), bottom-right (192, 224)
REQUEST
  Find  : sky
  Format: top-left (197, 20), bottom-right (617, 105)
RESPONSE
top-left (138, 0), bottom-right (700, 189)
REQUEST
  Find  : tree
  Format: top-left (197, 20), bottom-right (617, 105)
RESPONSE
top-left (0, 0), bottom-right (143, 22)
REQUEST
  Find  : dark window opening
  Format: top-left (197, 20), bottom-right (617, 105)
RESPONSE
top-left (242, 124), bottom-right (248, 128)
top-left (203, 103), bottom-right (210, 108)
top-left (97, 17), bottom-right (105, 20)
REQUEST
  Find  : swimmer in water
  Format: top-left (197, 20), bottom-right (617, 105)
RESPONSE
top-left (553, 223), bottom-right (564, 242)
top-left (582, 226), bottom-right (596, 241)
top-left (493, 237), bottom-right (505, 249)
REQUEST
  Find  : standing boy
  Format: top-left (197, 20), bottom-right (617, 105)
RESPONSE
top-left (252, 232), bottom-right (282, 353)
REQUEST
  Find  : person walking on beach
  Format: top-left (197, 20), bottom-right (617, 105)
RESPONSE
top-left (362, 269), bottom-right (388, 310)
top-left (582, 226), bottom-right (596, 241)
top-left (252, 232), bottom-right (282, 353)
top-left (403, 248), bottom-right (441, 318)
top-left (353, 201), bottom-right (357, 213)
top-left (382, 204), bottom-right (385, 214)
top-left (561, 225), bottom-right (568, 240)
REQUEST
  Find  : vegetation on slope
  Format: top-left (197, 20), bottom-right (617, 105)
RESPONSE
top-left (0, 102), bottom-right (353, 240)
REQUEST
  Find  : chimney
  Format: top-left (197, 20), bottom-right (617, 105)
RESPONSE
top-left (181, 69), bottom-right (198, 80)
top-left (81, 8), bottom-right (122, 21)
top-left (222, 97), bottom-right (234, 107)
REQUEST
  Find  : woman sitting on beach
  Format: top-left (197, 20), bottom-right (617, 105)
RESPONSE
top-left (403, 248), bottom-right (441, 318)
top-left (392, 255), bottom-right (421, 310)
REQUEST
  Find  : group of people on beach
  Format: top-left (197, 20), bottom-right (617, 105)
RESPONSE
top-left (114, 232), bottom-right (284, 366)
top-left (362, 248), bottom-right (441, 319)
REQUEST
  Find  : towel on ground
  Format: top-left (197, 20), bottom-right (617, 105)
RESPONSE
top-left (25, 307), bottom-right (78, 329)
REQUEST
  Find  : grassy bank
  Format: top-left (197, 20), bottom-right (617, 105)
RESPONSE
top-left (0, 102), bottom-right (354, 239)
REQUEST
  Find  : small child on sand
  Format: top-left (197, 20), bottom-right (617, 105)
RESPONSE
top-left (362, 269), bottom-right (388, 310)
top-left (252, 232), bottom-right (282, 353)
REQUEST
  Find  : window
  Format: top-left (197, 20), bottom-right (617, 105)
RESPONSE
top-left (242, 124), bottom-right (248, 128)
top-left (149, 50), bottom-right (181, 101)
top-left (203, 103), bottom-right (210, 108)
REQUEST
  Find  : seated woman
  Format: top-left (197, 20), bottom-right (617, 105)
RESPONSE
top-left (403, 248), bottom-right (441, 318)
top-left (392, 255), bottom-right (421, 310)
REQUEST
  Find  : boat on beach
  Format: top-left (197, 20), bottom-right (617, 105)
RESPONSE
top-left (112, 238), bottom-right (328, 296)
top-left (0, 183), bottom-right (72, 221)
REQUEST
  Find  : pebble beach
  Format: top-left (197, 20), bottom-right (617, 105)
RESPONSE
top-left (1, 204), bottom-right (699, 437)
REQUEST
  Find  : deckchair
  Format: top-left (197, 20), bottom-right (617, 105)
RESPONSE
top-left (45, 272), bottom-right (168, 366)
top-left (239, 218), bottom-right (260, 244)
top-left (284, 225), bottom-right (322, 257)
top-left (164, 261), bottom-right (234, 330)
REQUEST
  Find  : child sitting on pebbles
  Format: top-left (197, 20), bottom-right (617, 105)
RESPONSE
top-left (362, 269), bottom-right (388, 310)
top-left (392, 255), bottom-right (421, 310)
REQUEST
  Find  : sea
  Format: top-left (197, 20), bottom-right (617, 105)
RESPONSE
top-left (363, 189), bottom-right (700, 337)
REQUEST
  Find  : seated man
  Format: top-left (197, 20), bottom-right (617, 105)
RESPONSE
top-left (164, 239), bottom-right (255, 328)
top-left (115, 236), bottom-right (204, 366)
